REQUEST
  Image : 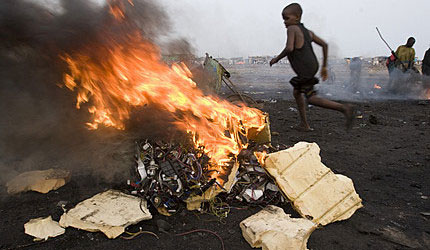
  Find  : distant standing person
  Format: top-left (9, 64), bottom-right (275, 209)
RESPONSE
top-left (422, 47), bottom-right (430, 76)
top-left (349, 57), bottom-right (362, 92)
top-left (395, 37), bottom-right (416, 72)
top-left (270, 3), bottom-right (354, 131)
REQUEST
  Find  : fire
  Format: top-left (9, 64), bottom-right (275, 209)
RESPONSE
top-left (61, 0), bottom-right (266, 184)
top-left (254, 151), bottom-right (268, 166)
top-left (373, 84), bottom-right (382, 89)
top-left (109, 0), bottom-right (134, 20)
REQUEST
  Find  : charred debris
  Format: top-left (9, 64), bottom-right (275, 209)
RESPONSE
top-left (127, 138), bottom-right (287, 216)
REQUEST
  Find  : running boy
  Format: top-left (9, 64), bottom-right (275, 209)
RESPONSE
top-left (270, 3), bottom-right (354, 131)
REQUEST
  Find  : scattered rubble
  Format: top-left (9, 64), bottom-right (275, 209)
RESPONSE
top-left (6, 169), bottom-right (71, 194)
top-left (19, 138), bottom-right (363, 246)
top-left (59, 190), bottom-right (152, 239)
top-left (240, 206), bottom-right (316, 250)
top-left (261, 142), bottom-right (363, 225)
top-left (379, 226), bottom-right (423, 249)
top-left (288, 107), bottom-right (298, 112)
top-left (369, 114), bottom-right (378, 125)
top-left (271, 131), bottom-right (280, 136)
top-left (24, 216), bottom-right (65, 240)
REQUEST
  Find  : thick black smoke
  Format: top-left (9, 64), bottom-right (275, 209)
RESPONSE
top-left (0, 0), bottom-right (193, 186)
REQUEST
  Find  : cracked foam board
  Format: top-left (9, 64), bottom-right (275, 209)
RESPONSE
top-left (263, 142), bottom-right (363, 225)
top-left (240, 205), bottom-right (316, 250)
top-left (59, 190), bottom-right (151, 238)
top-left (7, 169), bottom-right (71, 194)
top-left (24, 216), bottom-right (65, 240)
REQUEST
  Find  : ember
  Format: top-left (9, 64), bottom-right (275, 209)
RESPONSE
top-left (373, 83), bottom-right (382, 89)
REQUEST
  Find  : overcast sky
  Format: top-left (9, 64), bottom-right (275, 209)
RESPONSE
top-left (158, 0), bottom-right (430, 59)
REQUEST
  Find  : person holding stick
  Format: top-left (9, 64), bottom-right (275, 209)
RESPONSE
top-left (394, 37), bottom-right (416, 72)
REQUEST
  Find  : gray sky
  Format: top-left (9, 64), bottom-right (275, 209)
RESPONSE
top-left (158, 0), bottom-right (430, 59)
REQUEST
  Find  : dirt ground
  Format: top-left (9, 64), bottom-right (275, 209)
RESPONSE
top-left (1, 65), bottom-right (429, 250)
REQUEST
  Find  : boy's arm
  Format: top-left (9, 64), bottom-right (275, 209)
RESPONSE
top-left (310, 31), bottom-right (328, 80)
top-left (270, 27), bottom-right (296, 66)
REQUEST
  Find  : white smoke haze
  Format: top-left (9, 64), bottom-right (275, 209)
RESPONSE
top-left (315, 64), bottom-right (429, 102)
top-left (158, 0), bottom-right (430, 59)
top-left (156, 0), bottom-right (430, 101)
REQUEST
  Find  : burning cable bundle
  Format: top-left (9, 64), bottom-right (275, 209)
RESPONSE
top-left (131, 139), bottom-right (221, 214)
top-left (129, 139), bottom-right (286, 215)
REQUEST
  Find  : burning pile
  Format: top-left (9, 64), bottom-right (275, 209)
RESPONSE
top-left (61, 0), bottom-right (267, 185)
top-left (128, 139), bottom-right (285, 215)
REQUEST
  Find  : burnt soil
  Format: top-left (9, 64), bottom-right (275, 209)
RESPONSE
top-left (1, 98), bottom-right (429, 250)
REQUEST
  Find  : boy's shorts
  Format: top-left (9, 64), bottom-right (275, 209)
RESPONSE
top-left (290, 76), bottom-right (319, 98)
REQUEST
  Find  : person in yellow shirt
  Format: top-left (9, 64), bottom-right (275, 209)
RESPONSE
top-left (395, 37), bottom-right (415, 71)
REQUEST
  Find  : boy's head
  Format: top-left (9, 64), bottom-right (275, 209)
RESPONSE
top-left (406, 37), bottom-right (415, 48)
top-left (282, 3), bottom-right (302, 27)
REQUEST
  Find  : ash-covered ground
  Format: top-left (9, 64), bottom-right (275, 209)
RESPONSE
top-left (1, 64), bottom-right (429, 250)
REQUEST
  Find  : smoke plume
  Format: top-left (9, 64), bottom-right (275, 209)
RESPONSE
top-left (0, 0), bottom-right (194, 186)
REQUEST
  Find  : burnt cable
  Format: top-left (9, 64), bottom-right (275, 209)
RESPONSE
top-left (175, 229), bottom-right (225, 250)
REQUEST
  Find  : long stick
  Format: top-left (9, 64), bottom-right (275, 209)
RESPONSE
top-left (376, 27), bottom-right (408, 70)
top-left (376, 27), bottom-right (394, 52)
top-left (222, 78), bottom-right (247, 104)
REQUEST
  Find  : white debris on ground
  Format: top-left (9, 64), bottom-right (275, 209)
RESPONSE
top-left (6, 169), bottom-right (71, 194)
top-left (240, 206), bottom-right (316, 250)
top-left (262, 142), bottom-right (363, 225)
top-left (24, 216), bottom-right (65, 240)
top-left (59, 190), bottom-right (152, 239)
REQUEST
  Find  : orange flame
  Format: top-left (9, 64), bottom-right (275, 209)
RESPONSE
top-left (60, 0), bottom-right (266, 184)
top-left (109, 0), bottom-right (134, 20)
top-left (254, 151), bottom-right (268, 166)
top-left (373, 84), bottom-right (382, 89)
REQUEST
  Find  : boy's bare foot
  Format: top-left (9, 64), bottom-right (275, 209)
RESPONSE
top-left (344, 104), bottom-right (355, 131)
top-left (291, 124), bottom-right (314, 132)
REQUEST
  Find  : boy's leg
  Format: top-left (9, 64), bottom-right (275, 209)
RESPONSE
top-left (307, 95), bottom-right (344, 112)
top-left (293, 89), bottom-right (311, 130)
top-left (307, 95), bottom-right (354, 129)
